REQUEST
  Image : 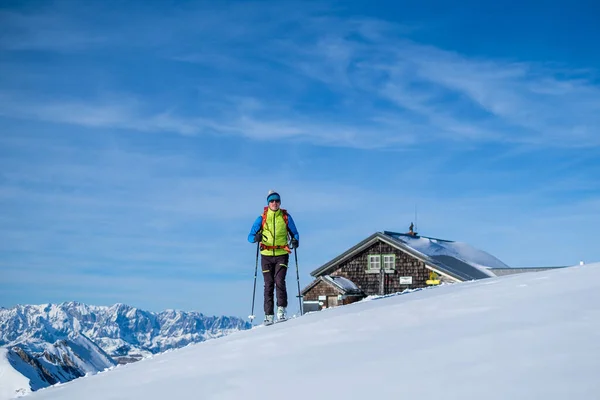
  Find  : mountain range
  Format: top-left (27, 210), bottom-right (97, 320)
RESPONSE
top-left (0, 302), bottom-right (251, 393)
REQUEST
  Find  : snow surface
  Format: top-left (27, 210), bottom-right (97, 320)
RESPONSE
top-left (0, 348), bottom-right (31, 399)
top-left (15, 263), bottom-right (600, 400)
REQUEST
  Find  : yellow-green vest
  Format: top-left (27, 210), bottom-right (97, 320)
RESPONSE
top-left (261, 208), bottom-right (289, 256)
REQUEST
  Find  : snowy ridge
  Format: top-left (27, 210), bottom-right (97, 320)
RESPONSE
top-left (21, 263), bottom-right (600, 400)
top-left (48, 333), bottom-right (115, 374)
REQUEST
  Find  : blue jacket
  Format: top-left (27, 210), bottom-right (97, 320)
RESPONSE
top-left (247, 211), bottom-right (299, 243)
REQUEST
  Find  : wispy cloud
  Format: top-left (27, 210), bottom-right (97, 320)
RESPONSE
top-left (271, 26), bottom-right (600, 147)
top-left (0, 92), bottom-right (421, 149)
top-left (2, 3), bottom-right (599, 149)
top-left (400, 47), bottom-right (600, 146)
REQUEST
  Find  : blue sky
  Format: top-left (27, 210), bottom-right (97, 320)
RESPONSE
top-left (1, 0), bottom-right (599, 318)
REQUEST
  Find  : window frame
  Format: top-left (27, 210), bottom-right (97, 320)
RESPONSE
top-left (382, 254), bottom-right (396, 271)
top-left (367, 254), bottom-right (381, 271)
top-left (366, 254), bottom-right (396, 273)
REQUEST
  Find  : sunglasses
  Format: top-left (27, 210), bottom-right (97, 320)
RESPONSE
top-left (269, 199), bottom-right (281, 203)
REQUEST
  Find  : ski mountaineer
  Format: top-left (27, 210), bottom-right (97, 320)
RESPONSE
top-left (248, 190), bottom-right (299, 325)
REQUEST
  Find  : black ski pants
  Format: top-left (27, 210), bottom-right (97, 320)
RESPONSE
top-left (261, 254), bottom-right (289, 315)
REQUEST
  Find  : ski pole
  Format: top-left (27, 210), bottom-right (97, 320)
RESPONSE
top-left (249, 242), bottom-right (259, 324)
top-left (294, 248), bottom-right (303, 316)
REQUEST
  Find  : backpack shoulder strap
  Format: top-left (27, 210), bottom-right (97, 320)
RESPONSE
top-left (281, 209), bottom-right (292, 237)
top-left (281, 209), bottom-right (289, 225)
top-left (261, 206), bottom-right (269, 229)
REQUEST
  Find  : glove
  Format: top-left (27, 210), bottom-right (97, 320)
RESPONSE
top-left (254, 231), bottom-right (263, 243)
top-left (291, 238), bottom-right (299, 249)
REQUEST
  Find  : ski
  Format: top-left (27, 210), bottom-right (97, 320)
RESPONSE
top-left (263, 319), bottom-right (285, 326)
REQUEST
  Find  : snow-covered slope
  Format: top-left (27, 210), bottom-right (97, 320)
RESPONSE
top-left (0, 348), bottom-right (31, 399)
top-left (21, 263), bottom-right (600, 400)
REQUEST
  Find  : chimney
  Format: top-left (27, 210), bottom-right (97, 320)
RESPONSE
top-left (408, 222), bottom-right (416, 236)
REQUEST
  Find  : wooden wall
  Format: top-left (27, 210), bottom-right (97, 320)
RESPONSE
top-left (303, 280), bottom-right (342, 301)
top-left (330, 241), bottom-right (431, 295)
top-left (302, 279), bottom-right (364, 310)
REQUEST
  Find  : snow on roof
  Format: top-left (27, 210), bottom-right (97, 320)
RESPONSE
top-left (324, 275), bottom-right (361, 293)
top-left (385, 232), bottom-right (508, 277)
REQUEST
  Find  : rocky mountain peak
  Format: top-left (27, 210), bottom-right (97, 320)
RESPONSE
top-left (1, 302), bottom-right (250, 395)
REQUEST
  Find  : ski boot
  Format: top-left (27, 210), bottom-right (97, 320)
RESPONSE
top-left (264, 315), bottom-right (274, 326)
top-left (277, 306), bottom-right (287, 322)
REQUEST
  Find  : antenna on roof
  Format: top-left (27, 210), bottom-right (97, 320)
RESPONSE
top-left (414, 203), bottom-right (418, 233)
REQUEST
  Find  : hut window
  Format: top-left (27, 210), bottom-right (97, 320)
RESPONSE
top-left (368, 255), bottom-right (381, 270)
top-left (383, 254), bottom-right (396, 270)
